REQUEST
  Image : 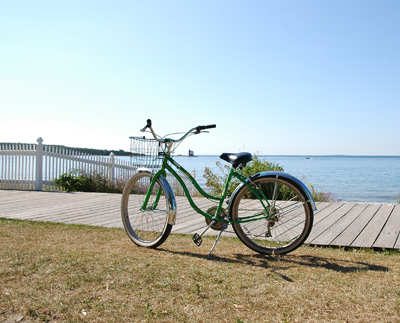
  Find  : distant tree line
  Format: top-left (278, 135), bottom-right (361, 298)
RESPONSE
top-left (49, 145), bottom-right (131, 156)
top-left (0, 142), bottom-right (131, 156)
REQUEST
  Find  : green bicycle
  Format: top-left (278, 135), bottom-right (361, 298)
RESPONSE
top-left (121, 119), bottom-right (316, 256)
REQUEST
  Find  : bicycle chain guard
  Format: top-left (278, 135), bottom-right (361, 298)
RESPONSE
top-left (205, 206), bottom-right (227, 231)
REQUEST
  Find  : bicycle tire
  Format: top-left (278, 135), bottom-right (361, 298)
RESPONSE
top-left (121, 172), bottom-right (172, 248)
top-left (230, 175), bottom-right (313, 255)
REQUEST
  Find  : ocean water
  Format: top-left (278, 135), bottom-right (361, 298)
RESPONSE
top-left (118, 155), bottom-right (400, 203)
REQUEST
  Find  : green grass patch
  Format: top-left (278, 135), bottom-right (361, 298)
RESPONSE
top-left (1, 218), bottom-right (399, 322)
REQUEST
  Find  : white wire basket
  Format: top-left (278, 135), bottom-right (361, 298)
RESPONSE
top-left (129, 136), bottom-right (168, 169)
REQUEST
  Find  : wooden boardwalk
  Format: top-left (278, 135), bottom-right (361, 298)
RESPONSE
top-left (1, 189), bottom-right (399, 249)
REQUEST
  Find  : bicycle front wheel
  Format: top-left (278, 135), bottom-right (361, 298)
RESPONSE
top-left (121, 172), bottom-right (172, 248)
top-left (231, 175), bottom-right (313, 255)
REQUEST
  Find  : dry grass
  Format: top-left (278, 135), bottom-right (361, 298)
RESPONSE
top-left (1, 218), bottom-right (399, 323)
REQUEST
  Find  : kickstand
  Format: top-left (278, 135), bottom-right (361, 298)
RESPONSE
top-left (207, 223), bottom-right (228, 258)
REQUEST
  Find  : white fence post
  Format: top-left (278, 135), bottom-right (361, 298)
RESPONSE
top-left (35, 137), bottom-right (43, 191)
top-left (109, 152), bottom-right (115, 181)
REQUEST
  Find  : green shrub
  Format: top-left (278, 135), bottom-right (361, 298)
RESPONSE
top-left (203, 155), bottom-right (284, 197)
top-left (55, 170), bottom-right (198, 196)
top-left (203, 155), bottom-right (335, 202)
top-left (308, 182), bottom-right (336, 202)
top-left (54, 170), bottom-right (128, 193)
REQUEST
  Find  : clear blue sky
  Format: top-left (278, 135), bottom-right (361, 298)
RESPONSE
top-left (1, 0), bottom-right (399, 155)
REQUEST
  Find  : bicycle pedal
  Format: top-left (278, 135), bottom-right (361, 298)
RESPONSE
top-left (192, 233), bottom-right (202, 246)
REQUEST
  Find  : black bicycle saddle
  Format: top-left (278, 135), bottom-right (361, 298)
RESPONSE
top-left (219, 152), bottom-right (253, 168)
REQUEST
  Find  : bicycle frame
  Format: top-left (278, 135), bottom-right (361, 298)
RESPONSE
top-left (140, 153), bottom-right (272, 224)
top-left (123, 119), bottom-right (316, 256)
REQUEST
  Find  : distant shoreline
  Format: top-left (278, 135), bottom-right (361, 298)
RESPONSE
top-left (0, 142), bottom-right (131, 156)
top-left (3, 142), bottom-right (398, 158)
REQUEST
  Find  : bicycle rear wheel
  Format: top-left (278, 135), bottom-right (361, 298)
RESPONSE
top-left (231, 175), bottom-right (313, 255)
top-left (121, 172), bottom-right (172, 248)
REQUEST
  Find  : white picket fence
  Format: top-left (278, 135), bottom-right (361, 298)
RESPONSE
top-left (0, 138), bottom-right (136, 191)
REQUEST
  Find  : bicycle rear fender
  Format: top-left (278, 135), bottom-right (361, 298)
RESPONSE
top-left (138, 168), bottom-right (177, 225)
top-left (229, 171), bottom-right (317, 211)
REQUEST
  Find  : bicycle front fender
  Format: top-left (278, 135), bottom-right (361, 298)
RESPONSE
top-left (139, 168), bottom-right (177, 225)
top-left (228, 171), bottom-right (317, 212)
top-left (158, 175), bottom-right (177, 225)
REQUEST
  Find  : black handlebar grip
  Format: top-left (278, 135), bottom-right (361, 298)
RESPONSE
top-left (196, 124), bottom-right (216, 132)
top-left (140, 119), bottom-right (152, 132)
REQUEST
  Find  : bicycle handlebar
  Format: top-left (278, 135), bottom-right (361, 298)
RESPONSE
top-left (140, 119), bottom-right (216, 146)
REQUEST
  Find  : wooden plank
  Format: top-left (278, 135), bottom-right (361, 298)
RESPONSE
top-left (0, 191), bottom-right (81, 211)
top-left (5, 195), bottom-right (120, 222)
top-left (351, 204), bottom-right (394, 248)
top-left (182, 197), bottom-right (217, 213)
top-left (180, 220), bottom-right (206, 233)
top-left (313, 203), bottom-right (367, 246)
top-left (0, 190), bottom-right (46, 203)
top-left (172, 215), bottom-right (204, 233)
top-left (312, 202), bottom-right (344, 225)
top-left (173, 196), bottom-right (227, 235)
top-left (174, 196), bottom-right (220, 229)
top-left (330, 203), bottom-right (381, 247)
top-left (306, 203), bottom-right (355, 243)
top-left (374, 204), bottom-right (400, 249)
top-left (312, 202), bottom-right (331, 214)
top-left (175, 197), bottom-right (205, 217)
top-left (175, 198), bottom-right (198, 220)
top-left (0, 191), bottom-right (121, 226)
